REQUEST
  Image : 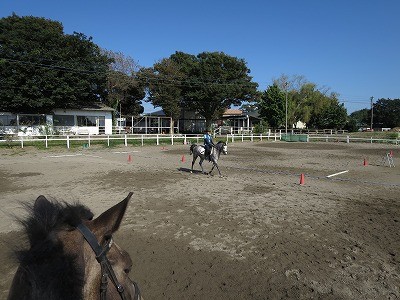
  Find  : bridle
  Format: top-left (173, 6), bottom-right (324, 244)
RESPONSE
top-left (215, 142), bottom-right (227, 156)
top-left (76, 223), bottom-right (141, 300)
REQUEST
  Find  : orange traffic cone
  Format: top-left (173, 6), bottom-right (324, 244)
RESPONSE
top-left (128, 154), bottom-right (132, 163)
top-left (181, 155), bottom-right (186, 162)
top-left (299, 173), bottom-right (305, 185)
top-left (363, 158), bottom-right (368, 166)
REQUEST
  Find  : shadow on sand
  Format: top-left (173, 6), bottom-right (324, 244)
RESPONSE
top-left (178, 167), bottom-right (204, 175)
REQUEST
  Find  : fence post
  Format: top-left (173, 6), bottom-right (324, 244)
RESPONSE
top-left (88, 134), bottom-right (91, 147)
top-left (124, 134), bottom-right (127, 147)
top-left (307, 135), bottom-right (310, 142)
top-left (370, 137), bottom-right (373, 144)
top-left (141, 135), bottom-right (144, 146)
top-left (156, 134), bottom-right (159, 145)
top-left (45, 135), bottom-right (48, 148)
top-left (67, 135), bottom-right (70, 149)
top-left (171, 134), bottom-right (174, 145)
top-left (251, 133), bottom-right (253, 142)
top-left (107, 135), bottom-right (110, 147)
top-left (20, 136), bottom-right (24, 148)
top-left (184, 134), bottom-right (187, 145)
top-left (346, 135), bottom-right (349, 143)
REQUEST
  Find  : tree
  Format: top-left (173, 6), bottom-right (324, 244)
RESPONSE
top-left (272, 74), bottom-right (347, 129)
top-left (240, 100), bottom-right (259, 113)
top-left (141, 51), bottom-right (258, 131)
top-left (0, 14), bottom-right (110, 113)
top-left (179, 51), bottom-right (258, 130)
top-left (139, 57), bottom-right (185, 133)
top-left (348, 109), bottom-right (370, 129)
top-left (373, 98), bottom-right (400, 128)
top-left (102, 50), bottom-right (144, 116)
top-left (258, 84), bottom-right (285, 128)
top-left (310, 101), bottom-right (348, 129)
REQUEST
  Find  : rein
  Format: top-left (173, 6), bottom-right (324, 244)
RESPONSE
top-left (76, 223), bottom-right (140, 300)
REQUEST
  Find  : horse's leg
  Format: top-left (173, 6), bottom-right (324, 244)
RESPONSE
top-left (214, 163), bottom-right (223, 177)
top-left (191, 155), bottom-right (197, 173)
top-left (208, 157), bottom-right (218, 175)
top-left (209, 163), bottom-right (215, 175)
top-left (209, 161), bottom-right (222, 177)
top-left (199, 157), bottom-right (206, 174)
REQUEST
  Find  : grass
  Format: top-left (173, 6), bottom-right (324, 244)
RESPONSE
top-left (348, 131), bottom-right (399, 139)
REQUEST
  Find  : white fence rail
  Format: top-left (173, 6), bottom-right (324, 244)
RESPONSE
top-left (0, 133), bottom-right (398, 149)
top-left (307, 135), bottom-right (399, 145)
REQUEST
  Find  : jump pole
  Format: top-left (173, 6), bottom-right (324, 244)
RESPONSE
top-left (326, 170), bottom-right (349, 178)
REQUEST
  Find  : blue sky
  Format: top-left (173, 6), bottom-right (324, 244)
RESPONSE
top-left (1, 0), bottom-right (399, 113)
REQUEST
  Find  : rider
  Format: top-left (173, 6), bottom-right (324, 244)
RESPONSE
top-left (203, 129), bottom-right (214, 161)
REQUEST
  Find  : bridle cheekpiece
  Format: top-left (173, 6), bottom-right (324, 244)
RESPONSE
top-left (76, 223), bottom-right (140, 300)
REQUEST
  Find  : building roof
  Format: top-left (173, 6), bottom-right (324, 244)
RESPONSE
top-left (223, 109), bottom-right (243, 116)
top-left (79, 102), bottom-right (114, 112)
top-left (144, 110), bottom-right (165, 116)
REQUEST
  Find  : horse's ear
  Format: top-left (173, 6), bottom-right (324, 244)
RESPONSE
top-left (34, 195), bottom-right (50, 211)
top-left (93, 192), bottom-right (133, 234)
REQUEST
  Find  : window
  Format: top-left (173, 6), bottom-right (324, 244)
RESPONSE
top-left (53, 115), bottom-right (75, 126)
top-left (77, 116), bottom-right (97, 126)
top-left (19, 115), bottom-right (46, 126)
top-left (0, 115), bottom-right (17, 126)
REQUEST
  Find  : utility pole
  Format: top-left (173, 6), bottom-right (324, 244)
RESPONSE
top-left (370, 96), bottom-right (374, 131)
top-left (285, 82), bottom-right (288, 136)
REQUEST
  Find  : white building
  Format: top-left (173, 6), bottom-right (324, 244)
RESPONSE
top-left (0, 103), bottom-right (114, 136)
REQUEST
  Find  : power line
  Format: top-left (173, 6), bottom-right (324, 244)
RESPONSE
top-left (1, 57), bottom-right (396, 103)
top-left (1, 57), bottom-right (104, 74)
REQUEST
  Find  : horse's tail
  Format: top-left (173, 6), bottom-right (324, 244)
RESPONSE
top-left (190, 144), bottom-right (196, 155)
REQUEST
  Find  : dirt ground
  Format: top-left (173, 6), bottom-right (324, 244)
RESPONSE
top-left (0, 140), bottom-right (399, 299)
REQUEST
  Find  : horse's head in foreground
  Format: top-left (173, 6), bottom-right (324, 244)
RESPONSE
top-left (8, 193), bottom-right (142, 300)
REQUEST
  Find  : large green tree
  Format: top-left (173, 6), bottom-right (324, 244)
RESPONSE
top-left (139, 57), bottom-right (185, 132)
top-left (179, 51), bottom-right (258, 129)
top-left (373, 98), bottom-right (400, 128)
top-left (0, 14), bottom-right (110, 113)
top-left (272, 74), bottom-right (348, 129)
top-left (143, 51), bottom-right (258, 130)
top-left (102, 50), bottom-right (144, 116)
top-left (309, 100), bottom-right (348, 129)
top-left (348, 108), bottom-right (370, 129)
top-left (258, 84), bottom-right (285, 128)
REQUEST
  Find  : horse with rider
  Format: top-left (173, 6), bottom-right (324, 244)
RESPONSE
top-left (190, 129), bottom-right (228, 177)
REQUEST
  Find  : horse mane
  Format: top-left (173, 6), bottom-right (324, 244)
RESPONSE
top-left (12, 198), bottom-right (94, 300)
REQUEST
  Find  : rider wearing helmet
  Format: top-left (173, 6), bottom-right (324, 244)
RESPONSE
top-left (203, 129), bottom-right (214, 161)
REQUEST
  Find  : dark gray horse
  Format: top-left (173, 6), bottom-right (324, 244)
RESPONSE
top-left (189, 141), bottom-right (228, 177)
